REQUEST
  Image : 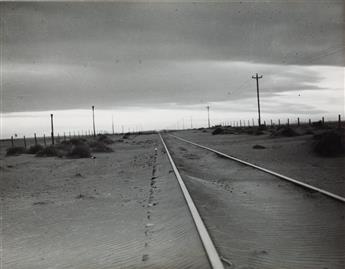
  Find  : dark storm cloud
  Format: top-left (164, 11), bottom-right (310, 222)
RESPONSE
top-left (1, 1), bottom-right (344, 113)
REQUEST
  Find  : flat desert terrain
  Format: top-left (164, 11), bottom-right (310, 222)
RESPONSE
top-left (1, 126), bottom-right (344, 269)
top-left (0, 134), bottom-right (209, 269)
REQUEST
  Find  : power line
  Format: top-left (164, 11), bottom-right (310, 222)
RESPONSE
top-left (252, 73), bottom-right (263, 126)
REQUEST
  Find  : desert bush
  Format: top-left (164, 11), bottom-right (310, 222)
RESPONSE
top-left (69, 138), bottom-right (87, 145)
top-left (123, 132), bottom-right (130, 139)
top-left (244, 127), bottom-right (264, 135)
top-left (253, 144), bottom-right (266, 149)
top-left (212, 127), bottom-right (224, 135)
top-left (36, 146), bottom-right (59, 157)
top-left (97, 134), bottom-right (114, 144)
top-left (6, 146), bottom-right (26, 156)
top-left (271, 126), bottom-right (299, 137)
top-left (313, 130), bottom-right (345, 157)
top-left (27, 144), bottom-right (44, 154)
top-left (88, 141), bottom-right (113, 153)
top-left (68, 144), bottom-right (91, 158)
top-left (212, 127), bottom-right (235, 135)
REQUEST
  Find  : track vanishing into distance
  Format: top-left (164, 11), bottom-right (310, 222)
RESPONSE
top-left (159, 133), bottom-right (345, 269)
top-left (168, 134), bottom-right (345, 203)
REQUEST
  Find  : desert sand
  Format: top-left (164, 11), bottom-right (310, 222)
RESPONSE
top-left (163, 132), bottom-right (345, 269)
top-left (0, 134), bottom-right (210, 269)
top-left (172, 128), bottom-right (345, 197)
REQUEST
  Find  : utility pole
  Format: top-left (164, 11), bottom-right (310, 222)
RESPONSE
top-left (92, 106), bottom-right (96, 137)
top-left (112, 115), bottom-right (115, 135)
top-left (50, 114), bottom-right (55, 145)
top-left (252, 73), bottom-right (263, 126)
top-left (206, 105), bottom-right (210, 128)
top-left (190, 116), bottom-right (193, 129)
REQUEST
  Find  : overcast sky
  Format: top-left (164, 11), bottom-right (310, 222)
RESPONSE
top-left (1, 1), bottom-right (344, 137)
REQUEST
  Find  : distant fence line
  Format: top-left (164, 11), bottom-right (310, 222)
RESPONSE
top-left (7, 114), bottom-right (344, 148)
top-left (218, 114), bottom-right (342, 129)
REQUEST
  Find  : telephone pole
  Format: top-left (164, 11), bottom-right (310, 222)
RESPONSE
top-left (92, 106), bottom-right (96, 137)
top-left (252, 73), bottom-right (263, 126)
top-left (50, 114), bottom-right (55, 145)
top-left (111, 115), bottom-right (115, 135)
top-left (206, 105), bottom-right (210, 128)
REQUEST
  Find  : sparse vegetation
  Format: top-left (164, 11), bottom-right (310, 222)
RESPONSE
top-left (6, 146), bottom-right (26, 156)
top-left (212, 127), bottom-right (224, 135)
top-left (88, 141), bottom-right (113, 153)
top-left (253, 144), bottom-right (266, 149)
top-left (270, 126), bottom-right (299, 137)
top-left (97, 134), bottom-right (114, 144)
top-left (212, 127), bottom-right (234, 135)
top-left (36, 146), bottom-right (60, 157)
top-left (27, 144), bottom-right (44, 154)
top-left (313, 130), bottom-right (345, 157)
top-left (123, 132), bottom-right (130, 139)
top-left (68, 145), bottom-right (91, 158)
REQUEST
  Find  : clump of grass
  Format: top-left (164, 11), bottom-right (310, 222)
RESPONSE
top-left (27, 144), bottom-right (44, 154)
top-left (212, 127), bottom-right (234, 135)
top-left (123, 132), bottom-right (130, 139)
top-left (212, 127), bottom-right (224, 135)
top-left (88, 141), bottom-right (113, 153)
top-left (67, 138), bottom-right (87, 145)
top-left (36, 146), bottom-right (59, 157)
top-left (253, 144), bottom-right (266, 149)
top-left (6, 147), bottom-right (26, 156)
top-left (97, 134), bottom-right (114, 144)
top-left (313, 130), bottom-right (345, 157)
top-left (271, 126), bottom-right (299, 137)
top-left (68, 144), bottom-right (91, 158)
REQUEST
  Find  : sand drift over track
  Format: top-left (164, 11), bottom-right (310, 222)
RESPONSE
top-left (162, 133), bottom-right (345, 269)
top-left (168, 134), bottom-right (345, 203)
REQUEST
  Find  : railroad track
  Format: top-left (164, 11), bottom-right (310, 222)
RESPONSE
top-left (167, 134), bottom-right (345, 203)
top-left (159, 132), bottom-right (345, 269)
top-left (159, 133), bottom-right (224, 269)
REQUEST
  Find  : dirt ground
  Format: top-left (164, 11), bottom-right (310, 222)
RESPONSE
top-left (163, 134), bottom-right (345, 269)
top-left (0, 134), bottom-right (210, 269)
top-left (171, 128), bottom-right (345, 197)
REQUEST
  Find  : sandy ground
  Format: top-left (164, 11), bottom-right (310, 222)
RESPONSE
top-left (163, 134), bottom-right (345, 269)
top-left (171, 129), bottom-right (345, 197)
top-left (0, 134), bottom-right (210, 269)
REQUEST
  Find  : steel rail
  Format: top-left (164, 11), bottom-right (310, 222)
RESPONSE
top-left (168, 134), bottom-right (345, 203)
top-left (159, 133), bottom-right (224, 269)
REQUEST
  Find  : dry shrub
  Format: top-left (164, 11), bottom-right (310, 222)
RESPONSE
top-left (68, 144), bottom-right (91, 158)
top-left (97, 134), bottom-right (114, 144)
top-left (123, 132), bottom-right (130, 139)
top-left (271, 126), bottom-right (299, 137)
top-left (212, 127), bottom-right (234, 135)
top-left (212, 127), bottom-right (224, 135)
top-left (253, 144), bottom-right (266, 149)
top-left (313, 130), bottom-right (345, 157)
top-left (36, 146), bottom-right (59, 157)
top-left (88, 141), bottom-right (113, 153)
top-left (27, 144), bottom-right (44, 154)
top-left (6, 147), bottom-right (26, 156)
